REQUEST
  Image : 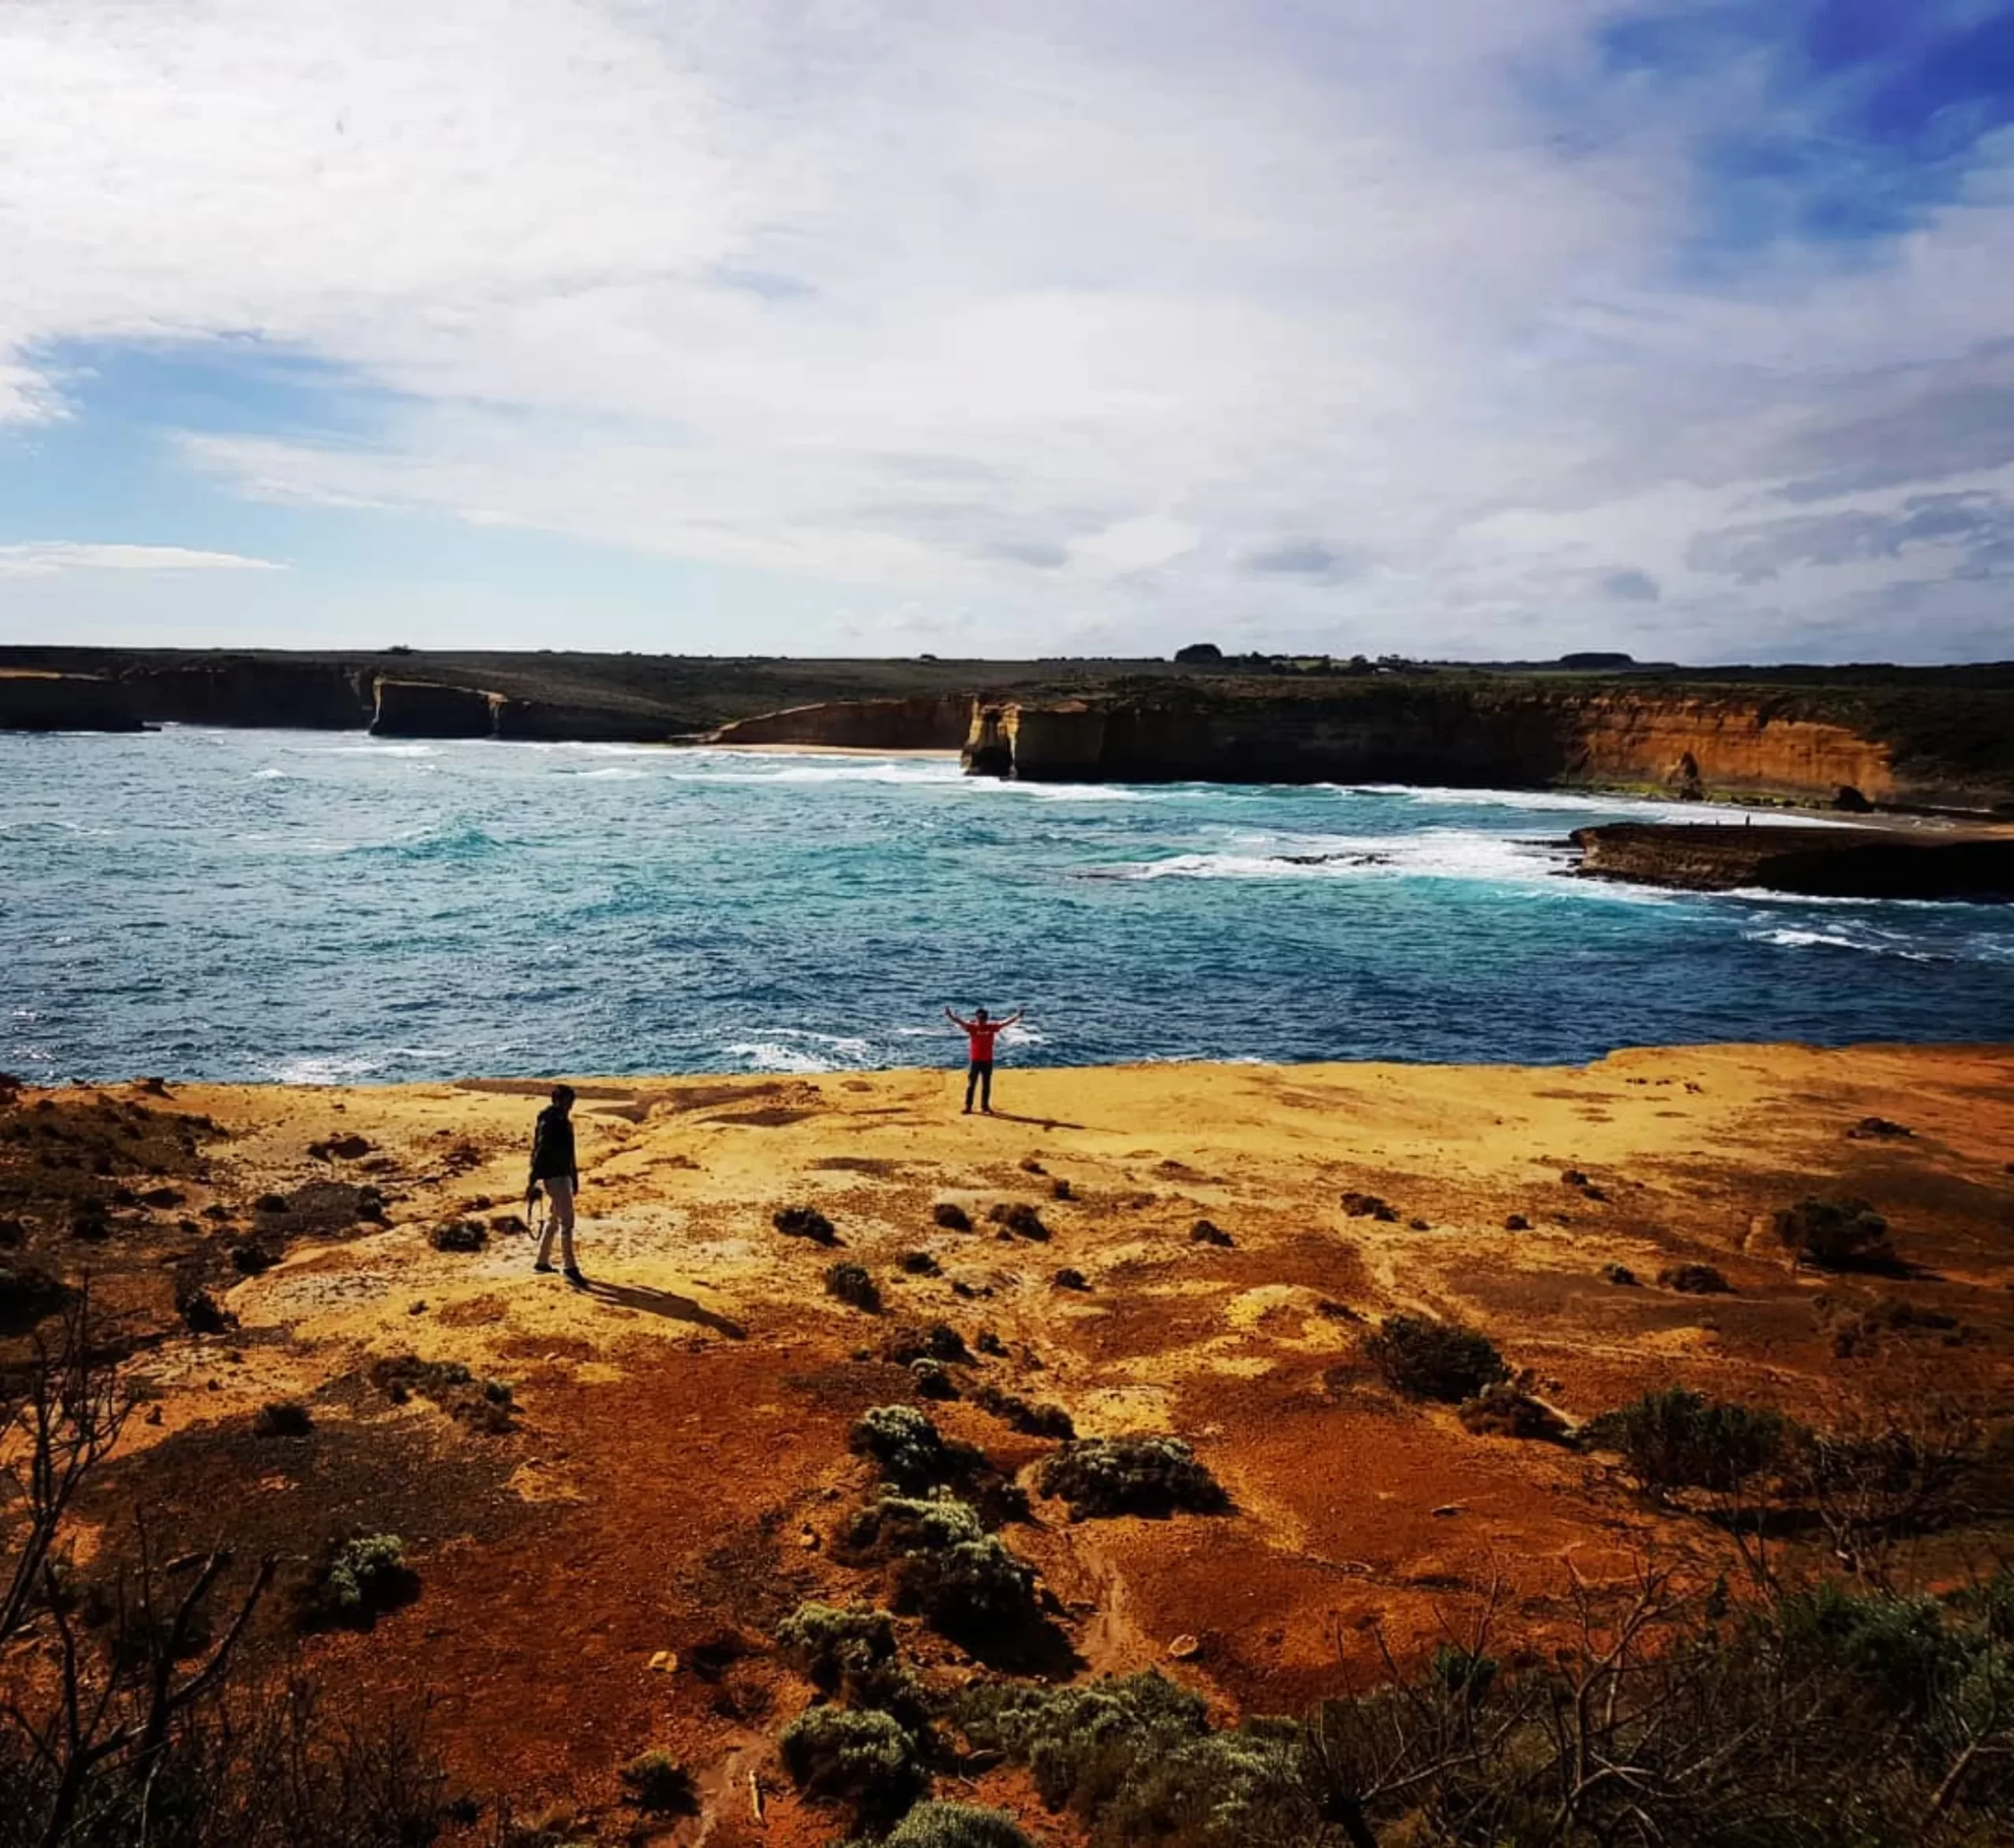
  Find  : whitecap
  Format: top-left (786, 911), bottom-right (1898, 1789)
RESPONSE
top-left (719, 1041), bottom-right (839, 1074)
top-left (1331, 784), bottom-right (1862, 825)
top-left (265, 1052), bottom-right (385, 1084)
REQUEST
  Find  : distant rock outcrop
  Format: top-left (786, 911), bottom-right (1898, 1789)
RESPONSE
top-left (1570, 822), bottom-right (2014, 900)
top-left (707, 695), bottom-right (975, 751)
top-left (117, 658), bottom-right (374, 729)
top-left (370, 678), bottom-right (500, 738)
top-left (0, 672), bottom-right (143, 732)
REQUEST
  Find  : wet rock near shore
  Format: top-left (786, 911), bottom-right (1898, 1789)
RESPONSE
top-left (1570, 822), bottom-right (2014, 901)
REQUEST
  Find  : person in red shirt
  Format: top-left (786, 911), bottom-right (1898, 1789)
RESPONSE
top-left (945, 1004), bottom-right (1024, 1114)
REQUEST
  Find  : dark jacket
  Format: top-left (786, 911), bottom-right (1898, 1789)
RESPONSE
top-left (529, 1105), bottom-right (577, 1184)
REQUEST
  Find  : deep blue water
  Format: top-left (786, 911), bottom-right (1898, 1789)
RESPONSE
top-left (1, 728), bottom-right (2008, 1083)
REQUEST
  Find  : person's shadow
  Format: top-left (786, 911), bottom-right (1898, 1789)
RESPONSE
top-left (582, 1278), bottom-right (747, 1341)
top-left (972, 1109), bottom-right (1089, 1131)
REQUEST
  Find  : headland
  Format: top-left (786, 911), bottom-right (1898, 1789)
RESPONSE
top-left (6, 1045), bottom-right (2012, 1839)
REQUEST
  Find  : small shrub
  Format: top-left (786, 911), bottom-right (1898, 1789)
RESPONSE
top-left (776, 1204), bottom-right (839, 1244)
top-left (619, 1750), bottom-right (696, 1816)
top-left (776, 1603), bottom-right (900, 1695)
top-left (853, 1406), bottom-right (950, 1488)
top-left (1051, 1179), bottom-right (1073, 1201)
top-left (959, 1676), bottom-right (1324, 1846)
top-left (1190, 1219), bottom-right (1233, 1247)
top-left (230, 1241), bottom-right (277, 1275)
top-left (1847, 1116), bottom-right (1912, 1140)
top-left (1432, 1643), bottom-right (1499, 1702)
top-left (778, 1706), bottom-right (926, 1819)
top-left (868, 1800), bottom-right (1036, 1848)
top-left (1363, 1315), bottom-right (1507, 1402)
top-left (300, 1532), bottom-right (419, 1629)
top-left (368, 1352), bottom-right (515, 1433)
top-left (0, 1261), bottom-right (70, 1333)
top-left (826, 1262), bottom-right (883, 1313)
top-left (911, 1358), bottom-right (957, 1399)
top-left (430, 1219), bottom-right (486, 1253)
top-left (1341, 1191), bottom-right (1396, 1221)
top-left (1052, 1267), bottom-right (1089, 1292)
top-left (987, 1202), bottom-right (1048, 1241)
top-left (893, 1531), bottom-right (1040, 1641)
top-left (1658, 1263), bottom-right (1731, 1294)
top-left (1457, 1383), bottom-right (1567, 1442)
top-left (885, 1322), bottom-right (970, 1365)
top-left (1584, 1386), bottom-right (1790, 1494)
top-left (255, 1193), bottom-right (290, 1214)
top-left (972, 1385), bottom-right (1074, 1440)
top-left (1504, 1213), bottom-right (1529, 1231)
top-left (848, 1492), bottom-right (987, 1558)
top-left (176, 1284), bottom-right (234, 1335)
top-left (1774, 1197), bottom-right (1896, 1271)
top-left (957, 1672), bottom-right (1209, 1808)
top-left (899, 1250), bottom-right (942, 1276)
top-left (253, 1399), bottom-right (314, 1437)
top-left (931, 1203), bottom-right (972, 1232)
top-left (1038, 1436), bottom-right (1228, 1518)
top-left (1601, 1262), bottom-right (1639, 1286)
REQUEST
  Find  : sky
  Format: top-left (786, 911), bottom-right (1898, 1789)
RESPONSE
top-left (2, 1), bottom-right (2013, 662)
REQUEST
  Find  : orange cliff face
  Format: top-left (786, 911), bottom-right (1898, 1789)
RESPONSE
top-left (1562, 696), bottom-right (1896, 803)
top-left (958, 685), bottom-right (1955, 807)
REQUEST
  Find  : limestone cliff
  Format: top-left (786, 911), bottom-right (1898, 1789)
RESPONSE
top-left (962, 682), bottom-right (2014, 812)
top-left (116, 658), bottom-right (374, 729)
top-left (708, 694), bottom-right (973, 751)
top-left (0, 672), bottom-right (143, 732)
top-left (369, 678), bottom-right (501, 738)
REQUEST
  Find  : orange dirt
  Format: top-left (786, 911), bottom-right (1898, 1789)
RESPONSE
top-left (5, 1044), bottom-right (2012, 1842)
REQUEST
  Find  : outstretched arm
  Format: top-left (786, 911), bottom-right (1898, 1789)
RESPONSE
top-left (945, 1008), bottom-right (971, 1030)
top-left (1002, 1009), bottom-right (1026, 1027)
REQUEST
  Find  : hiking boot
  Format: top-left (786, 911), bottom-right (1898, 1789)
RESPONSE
top-left (532, 1260), bottom-right (555, 1274)
top-left (563, 1267), bottom-right (587, 1289)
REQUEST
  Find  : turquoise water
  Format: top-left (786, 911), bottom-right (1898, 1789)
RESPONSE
top-left (2, 727), bottom-right (2008, 1083)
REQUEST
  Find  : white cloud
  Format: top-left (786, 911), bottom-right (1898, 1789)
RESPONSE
top-left (1, 1), bottom-right (2010, 655)
top-left (0, 543), bottom-right (284, 577)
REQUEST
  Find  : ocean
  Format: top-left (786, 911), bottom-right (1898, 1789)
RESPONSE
top-left (2, 727), bottom-right (2008, 1083)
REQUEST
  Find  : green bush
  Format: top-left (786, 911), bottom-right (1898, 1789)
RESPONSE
top-left (299, 1533), bottom-right (419, 1629)
top-left (1583, 1386), bottom-right (1790, 1494)
top-left (1430, 1644), bottom-right (1498, 1702)
top-left (971, 1385), bottom-right (1075, 1440)
top-left (1362, 1315), bottom-right (1507, 1402)
top-left (618, 1750), bottom-right (696, 1816)
top-left (776, 1204), bottom-right (839, 1243)
top-left (1775, 1196), bottom-right (1896, 1270)
top-left (779, 1705), bottom-right (926, 1820)
top-left (849, 1492), bottom-right (988, 1557)
top-left (0, 1262), bottom-right (72, 1333)
top-left (776, 1603), bottom-right (901, 1695)
top-left (853, 1405), bottom-right (955, 1488)
top-left (1456, 1383), bottom-right (1566, 1442)
top-left (252, 1400), bottom-right (313, 1438)
top-left (826, 1261), bottom-right (883, 1313)
top-left (860, 1800), bottom-right (1036, 1848)
top-left (893, 1533), bottom-right (1039, 1642)
top-left (954, 1671), bottom-right (1325, 1845)
top-left (1038, 1437), bottom-right (1228, 1518)
top-left (885, 1322), bottom-right (970, 1364)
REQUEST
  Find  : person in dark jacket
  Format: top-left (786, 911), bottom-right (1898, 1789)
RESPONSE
top-left (528, 1084), bottom-right (583, 1284)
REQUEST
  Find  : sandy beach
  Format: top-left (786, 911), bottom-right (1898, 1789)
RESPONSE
top-left (5, 1043), bottom-right (2009, 1839)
